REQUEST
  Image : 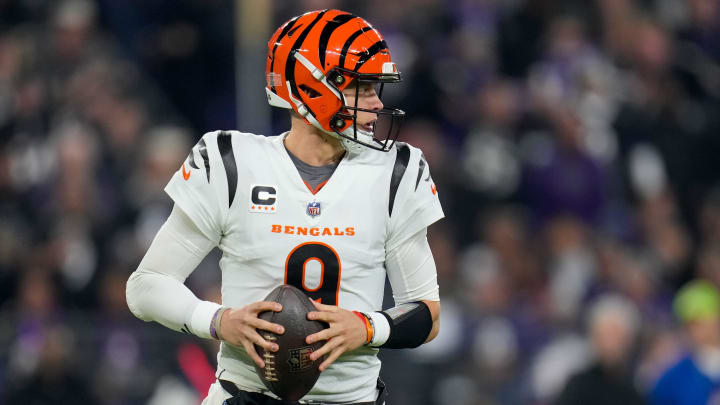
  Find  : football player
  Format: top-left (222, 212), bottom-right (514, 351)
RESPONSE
top-left (126, 9), bottom-right (443, 405)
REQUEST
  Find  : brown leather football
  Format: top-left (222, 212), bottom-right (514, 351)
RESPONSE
top-left (253, 285), bottom-right (328, 401)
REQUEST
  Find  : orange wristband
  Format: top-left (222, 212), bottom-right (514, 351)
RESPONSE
top-left (352, 311), bottom-right (374, 344)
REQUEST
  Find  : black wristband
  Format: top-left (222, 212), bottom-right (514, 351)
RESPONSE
top-left (379, 301), bottom-right (433, 349)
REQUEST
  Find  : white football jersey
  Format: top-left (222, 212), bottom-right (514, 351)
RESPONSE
top-left (165, 130), bottom-right (444, 403)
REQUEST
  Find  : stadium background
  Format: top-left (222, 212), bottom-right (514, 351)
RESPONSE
top-left (2, 0), bottom-right (720, 404)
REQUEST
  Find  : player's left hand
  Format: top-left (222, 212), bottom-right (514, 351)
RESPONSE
top-left (305, 300), bottom-right (368, 371)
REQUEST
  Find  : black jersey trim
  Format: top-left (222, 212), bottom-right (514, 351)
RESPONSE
top-left (217, 131), bottom-right (238, 208)
top-left (389, 143), bottom-right (410, 217)
top-left (415, 154), bottom-right (426, 191)
top-left (198, 138), bottom-right (210, 182)
top-left (186, 149), bottom-right (199, 169)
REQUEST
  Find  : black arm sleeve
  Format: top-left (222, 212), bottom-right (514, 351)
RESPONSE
top-left (379, 301), bottom-right (433, 349)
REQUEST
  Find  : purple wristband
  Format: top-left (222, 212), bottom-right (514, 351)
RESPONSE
top-left (210, 307), bottom-right (225, 340)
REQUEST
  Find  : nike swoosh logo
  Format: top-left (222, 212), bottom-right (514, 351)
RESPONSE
top-left (182, 163), bottom-right (191, 180)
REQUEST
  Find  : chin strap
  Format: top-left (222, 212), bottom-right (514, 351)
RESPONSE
top-left (338, 133), bottom-right (370, 155)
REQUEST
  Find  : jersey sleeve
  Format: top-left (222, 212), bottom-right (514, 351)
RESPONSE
top-left (386, 143), bottom-right (445, 251)
top-left (164, 131), bottom-right (237, 243)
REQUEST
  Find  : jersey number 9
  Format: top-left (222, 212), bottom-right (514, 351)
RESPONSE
top-left (284, 242), bottom-right (341, 306)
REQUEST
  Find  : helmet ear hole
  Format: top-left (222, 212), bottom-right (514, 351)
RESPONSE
top-left (298, 84), bottom-right (322, 99)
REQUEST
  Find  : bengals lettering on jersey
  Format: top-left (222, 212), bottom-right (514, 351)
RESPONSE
top-left (271, 225), bottom-right (356, 236)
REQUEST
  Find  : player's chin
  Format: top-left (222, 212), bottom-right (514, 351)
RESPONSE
top-left (355, 122), bottom-right (375, 135)
top-left (356, 128), bottom-right (374, 138)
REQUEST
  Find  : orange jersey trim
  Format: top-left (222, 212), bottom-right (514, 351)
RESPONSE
top-left (303, 179), bottom-right (330, 195)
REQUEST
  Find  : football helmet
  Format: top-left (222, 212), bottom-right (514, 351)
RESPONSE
top-left (265, 9), bottom-right (405, 153)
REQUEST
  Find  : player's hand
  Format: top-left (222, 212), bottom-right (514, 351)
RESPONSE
top-left (305, 300), bottom-right (368, 372)
top-left (219, 302), bottom-right (285, 368)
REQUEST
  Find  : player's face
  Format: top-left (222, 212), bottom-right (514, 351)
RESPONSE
top-left (342, 82), bottom-right (384, 133)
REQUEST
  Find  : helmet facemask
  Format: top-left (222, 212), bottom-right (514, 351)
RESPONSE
top-left (326, 67), bottom-right (405, 153)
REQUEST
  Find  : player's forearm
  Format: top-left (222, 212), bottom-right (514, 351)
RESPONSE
top-left (126, 268), bottom-right (220, 338)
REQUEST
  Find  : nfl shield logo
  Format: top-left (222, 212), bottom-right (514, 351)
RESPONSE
top-left (288, 346), bottom-right (314, 372)
top-left (306, 201), bottom-right (321, 217)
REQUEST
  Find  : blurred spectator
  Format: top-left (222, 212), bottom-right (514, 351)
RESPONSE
top-left (460, 78), bottom-right (522, 199)
top-left (531, 333), bottom-right (590, 403)
top-left (520, 110), bottom-right (607, 226)
top-left (2, 268), bottom-right (99, 404)
top-left (3, 326), bottom-right (100, 405)
top-left (92, 269), bottom-right (151, 405)
top-left (544, 215), bottom-right (596, 323)
top-left (676, 0), bottom-right (720, 63)
top-left (698, 244), bottom-right (720, 288)
top-left (6, 269), bottom-right (61, 381)
top-left (699, 189), bottom-right (720, 245)
top-left (635, 191), bottom-right (693, 286)
top-left (554, 294), bottom-right (645, 405)
top-left (650, 280), bottom-right (720, 405)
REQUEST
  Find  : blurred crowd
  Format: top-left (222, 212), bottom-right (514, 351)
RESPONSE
top-left (2, 0), bottom-right (720, 404)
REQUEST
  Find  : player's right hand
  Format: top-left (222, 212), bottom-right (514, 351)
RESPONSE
top-left (219, 301), bottom-right (285, 368)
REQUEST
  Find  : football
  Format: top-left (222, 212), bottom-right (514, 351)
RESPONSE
top-left (254, 285), bottom-right (328, 401)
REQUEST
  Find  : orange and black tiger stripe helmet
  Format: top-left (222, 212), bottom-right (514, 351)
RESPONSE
top-left (265, 9), bottom-right (405, 153)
